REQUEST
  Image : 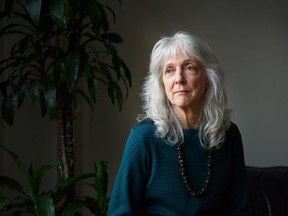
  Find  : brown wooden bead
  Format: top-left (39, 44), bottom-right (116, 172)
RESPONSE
top-left (176, 144), bottom-right (212, 197)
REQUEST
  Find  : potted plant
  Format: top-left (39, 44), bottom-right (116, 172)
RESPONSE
top-left (0, 144), bottom-right (109, 215)
top-left (0, 0), bottom-right (131, 214)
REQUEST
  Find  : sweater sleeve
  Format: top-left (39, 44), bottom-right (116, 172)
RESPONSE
top-left (226, 124), bottom-right (250, 216)
top-left (107, 127), bottom-right (149, 216)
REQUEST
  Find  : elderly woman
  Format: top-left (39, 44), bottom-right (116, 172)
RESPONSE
top-left (108, 32), bottom-right (249, 215)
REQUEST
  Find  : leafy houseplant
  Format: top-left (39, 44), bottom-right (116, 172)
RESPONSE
top-left (0, 0), bottom-right (131, 214)
top-left (0, 144), bottom-right (109, 215)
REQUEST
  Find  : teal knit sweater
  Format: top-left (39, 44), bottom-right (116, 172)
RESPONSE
top-left (108, 120), bottom-right (249, 215)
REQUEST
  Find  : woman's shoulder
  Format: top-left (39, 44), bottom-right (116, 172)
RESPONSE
top-left (136, 118), bottom-right (155, 125)
top-left (130, 118), bottom-right (156, 137)
top-left (126, 118), bottom-right (159, 153)
top-left (226, 121), bottom-right (241, 136)
top-left (133, 118), bottom-right (155, 130)
top-left (223, 121), bottom-right (243, 148)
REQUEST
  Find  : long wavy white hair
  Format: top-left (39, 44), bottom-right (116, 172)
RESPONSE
top-left (139, 32), bottom-right (231, 149)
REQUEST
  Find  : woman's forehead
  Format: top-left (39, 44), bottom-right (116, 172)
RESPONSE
top-left (162, 52), bottom-right (196, 65)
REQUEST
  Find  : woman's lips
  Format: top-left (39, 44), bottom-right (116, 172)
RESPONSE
top-left (174, 90), bottom-right (189, 94)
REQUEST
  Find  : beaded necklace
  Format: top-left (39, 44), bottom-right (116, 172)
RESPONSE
top-left (176, 143), bottom-right (212, 197)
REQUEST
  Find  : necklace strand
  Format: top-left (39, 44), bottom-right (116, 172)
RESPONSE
top-left (176, 144), bottom-right (212, 197)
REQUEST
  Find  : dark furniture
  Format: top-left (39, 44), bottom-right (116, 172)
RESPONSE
top-left (246, 166), bottom-right (288, 216)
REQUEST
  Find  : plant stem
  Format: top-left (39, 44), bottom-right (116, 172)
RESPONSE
top-left (59, 106), bottom-right (75, 179)
top-left (55, 106), bottom-right (75, 214)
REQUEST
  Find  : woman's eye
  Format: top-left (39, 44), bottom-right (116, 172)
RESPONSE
top-left (165, 68), bottom-right (173, 74)
top-left (185, 64), bottom-right (197, 73)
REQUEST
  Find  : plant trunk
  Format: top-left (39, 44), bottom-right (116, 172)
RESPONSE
top-left (55, 106), bottom-right (75, 214)
top-left (59, 106), bottom-right (75, 178)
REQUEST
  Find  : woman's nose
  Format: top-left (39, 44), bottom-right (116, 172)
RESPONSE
top-left (175, 69), bottom-right (185, 84)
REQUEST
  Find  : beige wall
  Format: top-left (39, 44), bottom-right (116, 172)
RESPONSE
top-left (1, 0), bottom-right (288, 197)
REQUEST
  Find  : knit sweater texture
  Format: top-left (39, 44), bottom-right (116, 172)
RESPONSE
top-left (108, 120), bottom-right (249, 215)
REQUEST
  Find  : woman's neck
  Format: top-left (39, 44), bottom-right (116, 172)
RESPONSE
top-left (173, 106), bottom-right (201, 129)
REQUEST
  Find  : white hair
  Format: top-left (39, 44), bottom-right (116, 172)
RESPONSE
top-left (139, 32), bottom-right (231, 149)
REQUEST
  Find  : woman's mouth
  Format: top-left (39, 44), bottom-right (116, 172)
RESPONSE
top-left (174, 90), bottom-right (189, 94)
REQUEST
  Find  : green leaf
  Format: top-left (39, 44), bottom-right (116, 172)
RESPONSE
top-left (96, 194), bottom-right (107, 213)
top-left (68, 0), bottom-right (79, 21)
top-left (56, 80), bottom-right (73, 107)
top-left (33, 164), bottom-right (56, 195)
top-left (48, 0), bottom-right (65, 28)
top-left (0, 144), bottom-right (24, 170)
top-left (98, 62), bottom-right (117, 104)
top-left (0, 176), bottom-right (26, 195)
top-left (49, 0), bottom-right (64, 21)
top-left (33, 29), bottom-right (47, 42)
top-left (26, 0), bottom-right (42, 26)
top-left (18, 36), bottom-right (30, 55)
top-left (114, 82), bottom-right (123, 110)
top-left (7, 211), bottom-right (23, 216)
top-left (80, 63), bottom-right (93, 78)
top-left (58, 173), bottom-right (95, 189)
top-left (107, 82), bottom-right (123, 109)
top-left (65, 52), bottom-right (79, 92)
top-left (0, 145), bottom-right (34, 195)
top-left (51, 172), bottom-right (95, 196)
top-left (4, 0), bottom-right (15, 15)
top-left (101, 33), bottom-right (123, 43)
top-left (104, 42), bottom-right (122, 80)
top-left (1, 96), bottom-right (15, 125)
top-left (0, 24), bottom-right (24, 37)
top-left (16, 77), bottom-right (29, 108)
top-left (83, 161), bottom-right (108, 213)
top-left (39, 90), bottom-right (47, 117)
top-left (84, 0), bottom-right (106, 34)
top-left (95, 161), bottom-right (108, 196)
top-left (27, 80), bottom-right (40, 104)
top-left (87, 77), bottom-right (97, 104)
top-left (120, 59), bottom-right (132, 87)
top-left (43, 76), bottom-right (57, 118)
top-left (0, 197), bottom-right (26, 214)
top-left (19, 52), bottom-right (40, 73)
top-left (50, 172), bottom-right (93, 200)
top-left (53, 58), bottom-right (64, 83)
top-left (0, 196), bottom-right (16, 210)
top-left (61, 199), bottom-right (85, 216)
top-left (34, 195), bottom-right (55, 216)
top-left (99, 62), bottom-right (113, 84)
top-left (102, 4), bottom-right (116, 24)
top-left (76, 89), bottom-right (95, 113)
top-left (107, 85), bottom-right (115, 105)
top-left (81, 196), bottom-right (100, 215)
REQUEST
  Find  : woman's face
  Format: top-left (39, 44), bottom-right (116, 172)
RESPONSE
top-left (162, 53), bottom-right (208, 113)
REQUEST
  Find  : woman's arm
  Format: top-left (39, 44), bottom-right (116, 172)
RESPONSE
top-left (226, 124), bottom-right (250, 216)
top-left (108, 127), bottom-right (149, 215)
